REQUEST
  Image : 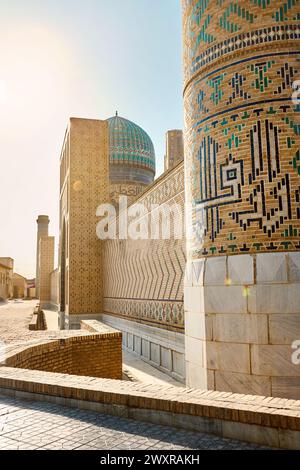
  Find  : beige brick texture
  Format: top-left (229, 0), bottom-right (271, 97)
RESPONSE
top-left (59, 118), bottom-right (110, 321)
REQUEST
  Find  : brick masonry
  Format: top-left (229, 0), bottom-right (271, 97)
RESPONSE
top-left (35, 215), bottom-right (49, 299)
top-left (0, 367), bottom-right (300, 449)
top-left (183, 1), bottom-right (300, 257)
top-left (2, 322), bottom-right (122, 381)
top-left (39, 236), bottom-right (54, 308)
top-left (50, 268), bottom-right (59, 309)
top-left (0, 259), bottom-right (13, 300)
top-left (59, 118), bottom-right (110, 325)
top-left (164, 130), bottom-right (184, 172)
top-left (29, 306), bottom-right (47, 331)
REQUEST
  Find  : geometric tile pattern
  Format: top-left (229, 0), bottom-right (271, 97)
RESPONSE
top-left (38, 236), bottom-right (54, 305)
top-left (183, 0), bottom-right (300, 258)
top-left (107, 114), bottom-right (155, 205)
top-left (107, 115), bottom-right (155, 171)
top-left (103, 298), bottom-right (184, 329)
top-left (103, 163), bottom-right (185, 330)
top-left (59, 118), bottom-right (110, 317)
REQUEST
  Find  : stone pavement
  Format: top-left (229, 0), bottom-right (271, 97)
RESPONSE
top-left (0, 395), bottom-right (265, 450)
top-left (0, 300), bottom-right (39, 343)
top-left (0, 300), bottom-right (96, 361)
top-left (0, 300), bottom-right (87, 344)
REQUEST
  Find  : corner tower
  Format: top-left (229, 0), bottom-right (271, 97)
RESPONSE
top-left (164, 130), bottom-right (184, 172)
top-left (182, 1), bottom-right (300, 397)
top-left (35, 215), bottom-right (49, 298)
top-left (59, 118), bottom-right (109, 329)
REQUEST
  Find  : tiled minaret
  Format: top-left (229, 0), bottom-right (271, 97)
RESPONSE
top-left (182, 1), bottom-right (300, 398)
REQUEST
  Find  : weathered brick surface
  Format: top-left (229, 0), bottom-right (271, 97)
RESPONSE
top-left (4, 334), bottom-right (122, 380)
top-left (0, 302), bottom-right (122, 380)
top-left (29, 307), bottom-right (47, 331)
top-left (59, 118), bottom-right (110, 322)
top-left (39, 236), bottom-right (54, 307)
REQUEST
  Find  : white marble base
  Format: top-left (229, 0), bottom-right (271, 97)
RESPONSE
top-left (185, 252), bottom-right (300, 398)
top-left (100, 314), bottom-right (185, 383)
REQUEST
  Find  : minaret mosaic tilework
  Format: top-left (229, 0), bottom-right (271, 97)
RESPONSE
top-left (183, 1), bottom-right (300, 396)
top-left (182, 0), bottom-right (300, 258)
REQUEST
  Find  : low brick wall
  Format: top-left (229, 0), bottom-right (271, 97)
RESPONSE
top-left (4, 321), bottom-right (122, 380)
top-left (0, 367), bottom-right (300, 449)
top-left (29, 306), bottom-right (47, 331)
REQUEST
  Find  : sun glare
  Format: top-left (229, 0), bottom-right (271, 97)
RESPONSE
top-left (0, 24), bottom-right (72, 124)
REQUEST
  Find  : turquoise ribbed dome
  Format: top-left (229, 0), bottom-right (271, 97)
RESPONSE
top-left (107, 114), bottom-right (156, 173)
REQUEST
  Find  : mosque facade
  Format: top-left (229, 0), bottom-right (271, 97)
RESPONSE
top-left (36, 1), bottom-right (300, 397)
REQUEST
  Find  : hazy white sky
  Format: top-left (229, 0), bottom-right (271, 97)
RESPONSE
top-left (0, 0), bottom-right (183, 278)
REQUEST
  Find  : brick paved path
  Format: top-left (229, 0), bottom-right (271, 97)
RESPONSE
top-left (0, 395), bottom-right (266, 450)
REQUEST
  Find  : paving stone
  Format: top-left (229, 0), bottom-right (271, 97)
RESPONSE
top-left (0, 394), bottom-right (265, 450)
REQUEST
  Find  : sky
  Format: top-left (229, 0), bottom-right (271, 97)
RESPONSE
top-left (0, 0), bottom-right (183, 278)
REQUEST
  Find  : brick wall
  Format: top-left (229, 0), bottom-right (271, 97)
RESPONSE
top-left (50, 268), bottom-right (59, 308)
top-left (12, 273), bottom-right (27, 299)
top-left (29, 306), bottom-right (47, 331)
top-left (164, 130), bottom-right (184, 172)
top-left (5, 329), bottom-right (122, 380)
top-left (0, 264), bottom-right (11, 301)
top-left (39, 236), bottom-right (54, 308)
top-left (59, 118), bottom-right (110, 327)
top-left (0, 258), bottom-right (13, 300)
